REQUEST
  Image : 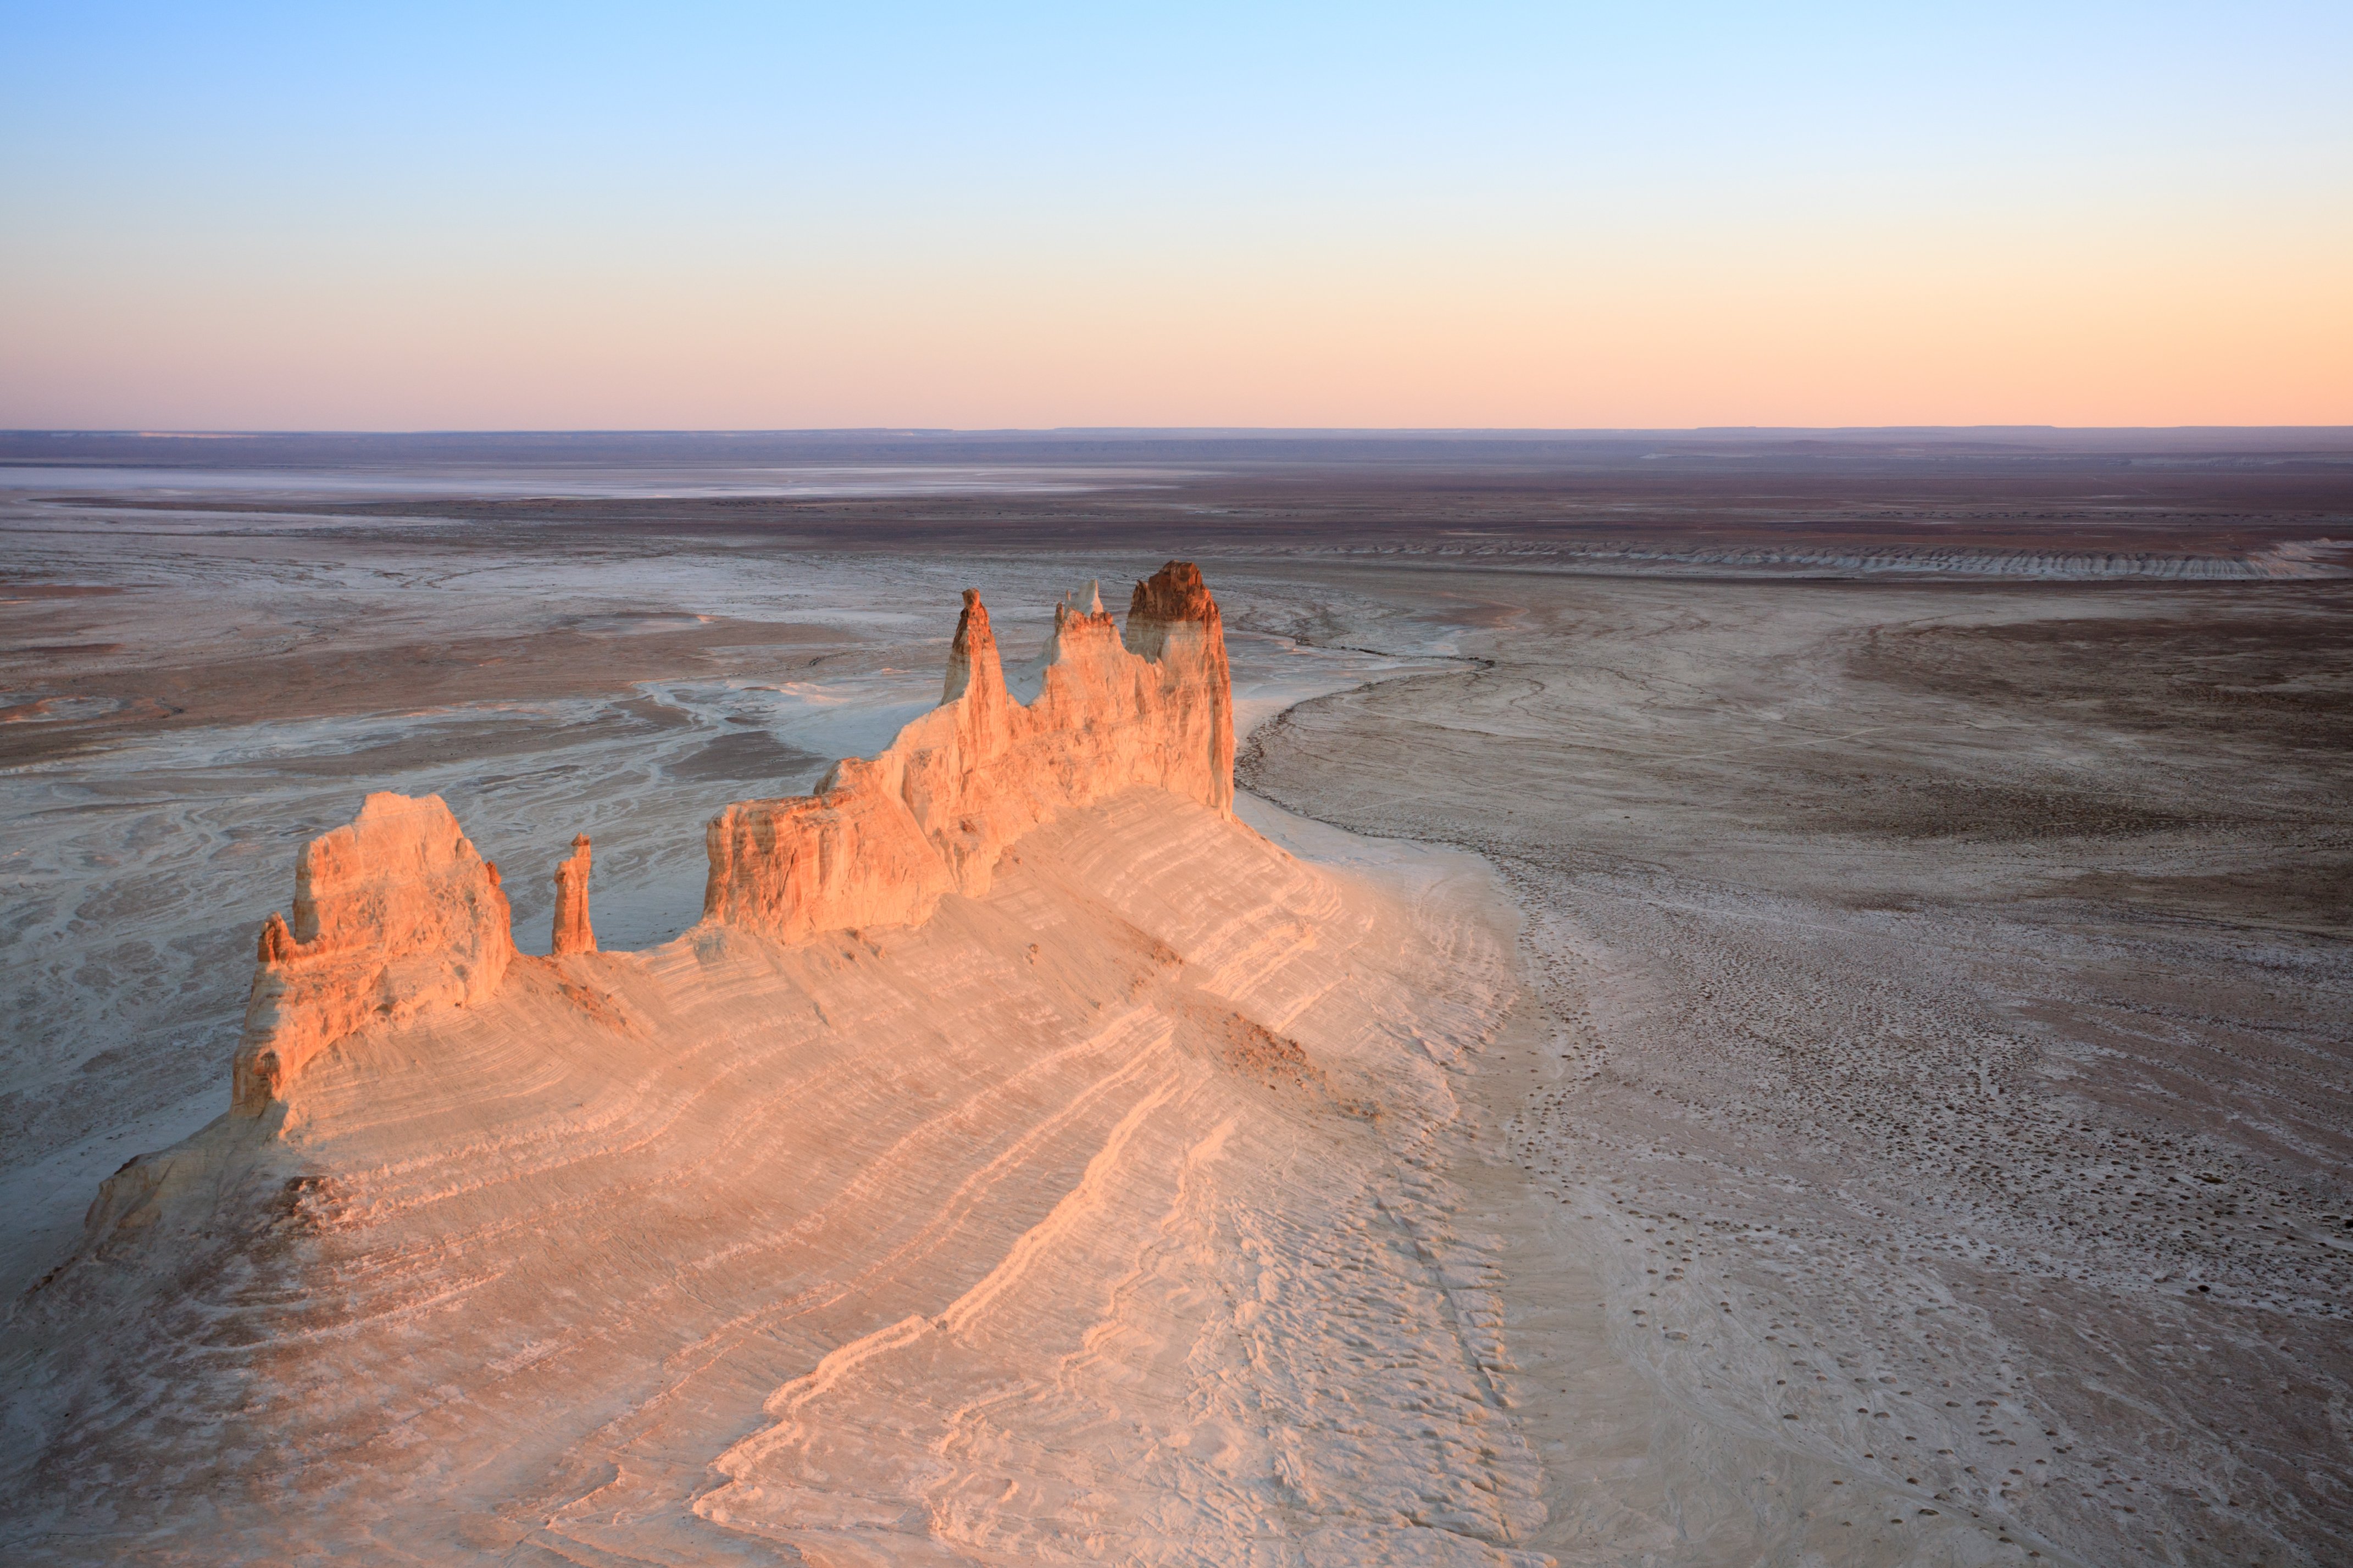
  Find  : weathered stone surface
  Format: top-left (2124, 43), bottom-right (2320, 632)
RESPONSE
top-left (217, 564), bottom-right (1229, 1107)
top-left (18, 783), bottom-right (1522, 1565)
top-left (701, 561), bottom-right (1234, 943)
top-left (552, 833), bottom-right (596, 955)
top-left (230, 792), bottom-right (514, 1111)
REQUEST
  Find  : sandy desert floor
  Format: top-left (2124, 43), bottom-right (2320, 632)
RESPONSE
top-left (3, 444), bottom-right (2349, 1565)
top-left (1237, 565), bottom-right (2352, 1566)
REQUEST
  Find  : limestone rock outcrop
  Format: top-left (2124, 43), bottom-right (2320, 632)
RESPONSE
top-left (551, 833), bottom-right (596, 955)
top-left (221, 563), bottom-right (1231, 1109)
top-left (701, 561), bottom-right (1234, 943)
top-left (231, 792), bottom-right (514, 1113)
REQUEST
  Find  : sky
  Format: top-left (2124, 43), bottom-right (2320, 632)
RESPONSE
top-left (3, 2), bottom-right (2349, 430)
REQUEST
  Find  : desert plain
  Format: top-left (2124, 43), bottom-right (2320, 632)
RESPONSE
top-left (2, 430), bottom-right (2349, 1566)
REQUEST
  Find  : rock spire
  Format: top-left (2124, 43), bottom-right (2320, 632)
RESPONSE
top-left (219, 562), bottom-right (1231, 1110)
top-left (552, 834), bottom-right (596, 955)
top-left (702, 561), bottom-right (1234, 943)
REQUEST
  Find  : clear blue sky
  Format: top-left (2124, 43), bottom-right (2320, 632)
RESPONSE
top-left (5, 3), bottom-right (2348, 427)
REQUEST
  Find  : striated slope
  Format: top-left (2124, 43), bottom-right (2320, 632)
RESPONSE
top-left (2, 564), bottom-right (1546, 1565)
top-left (4, 793), bottom-right (1538, 1565)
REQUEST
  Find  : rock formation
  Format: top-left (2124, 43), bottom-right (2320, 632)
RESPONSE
top-left (231, 792), bottom-right (514, 1112)
top-left (220, 563), bottom-right (1233, 1109)
top-left (12, 561), bottom-right (1579, 1563)
top-left (15, 783), bottom-right (1531, 1565)
top-left (701, 560), bottom-right (1233, 943)
top-left (551, 833), bottom-right (595, 955)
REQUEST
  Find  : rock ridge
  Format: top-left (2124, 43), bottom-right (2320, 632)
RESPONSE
top-left (225, 561), bottom-right (1233, 1110)
top-left (700, 560), bottom-right (1234, 943)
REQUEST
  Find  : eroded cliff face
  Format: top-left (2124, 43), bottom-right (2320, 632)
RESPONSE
top-left (231, 792), bottom-right (514, 1112)
top-left (221, 563), bottom-right (1233, 1111)
top-left (15, 786), bottom-right (1534, 1566)
top-left (10, 562), bottom-right (1573, 1564)
top-left (701, 560), bottom-right (1234, 943)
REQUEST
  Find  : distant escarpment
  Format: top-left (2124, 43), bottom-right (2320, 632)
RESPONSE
top-left (227, 561), bottom-right (1233, 1113)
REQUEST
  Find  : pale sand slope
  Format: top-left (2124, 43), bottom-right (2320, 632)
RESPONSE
top-left (3, 787), bottom-right (1561, 1565)
top-left (1240, 567), bottom-right (2352, 1568)
top-left (0, 533), bottom-right (1430, 1304)
top-left (1246, 801), bottom-right (2050, 1568)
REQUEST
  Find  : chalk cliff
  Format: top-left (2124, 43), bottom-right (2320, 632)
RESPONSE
top-left (701, 559), bottom-right (1233, 943)
top-left (226, 562), bottom-right (1234, 1110)
top-left (231, 792), bottom-right (514, 1113)
top-left (11, 560), bottom-right (1560, 1565)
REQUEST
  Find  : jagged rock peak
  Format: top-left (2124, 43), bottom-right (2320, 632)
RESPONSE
top-left (257, 909), bottom-right (296, 963)
top-left (1053, 579), bottom-right (1113, 630)
top-left (1129, 560), bottom-right (1219, 624)
top-left (942, 588), bottom-right (1004, 704)
top-left (216, 564), bottom-right (1231, 1110)
top-left (952, 588), bottom-right (995, 653)
top-left (703, 561), bottom-right (1235, 946)
top-left (552, 833), bottom-right (596, 956)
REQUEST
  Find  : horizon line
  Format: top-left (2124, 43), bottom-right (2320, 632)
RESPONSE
top-left (12, 424), bottom-right (2353, 440)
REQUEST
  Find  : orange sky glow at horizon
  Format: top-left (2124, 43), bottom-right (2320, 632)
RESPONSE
top-left (4, 4), bottom-right (2349, 430)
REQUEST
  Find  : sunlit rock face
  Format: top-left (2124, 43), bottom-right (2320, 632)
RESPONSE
top-left (550, 833), bottom-right (596, 955)
top-left (219, 564), bottom-right (1234, 1114)
top-left (230, 792), bottom-right (514, 1112)
top-left (701, 561), bottom-right (1235, 945)
top-left (5, 561), bottom-right (1557, 1565)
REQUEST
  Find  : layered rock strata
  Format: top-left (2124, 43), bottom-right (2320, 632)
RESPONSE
top-left (226, 562), bottom-right (1233, 1109)
top-left (700, 560), bottom-right (1234, 944)
top-left (12, 561), bottom-right (1564, 1563)
top-left (230, 792), bottom-right (514, 1112)
top-left (15, 788), bottom-right (1534, 1565)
